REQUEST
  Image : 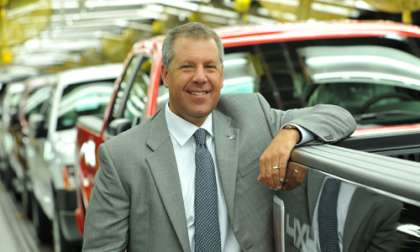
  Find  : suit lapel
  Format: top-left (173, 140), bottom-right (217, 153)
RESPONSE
top-left (213, 110), bottom-right (239, 218)
top-left (145, 110), bottom-right (190, 252)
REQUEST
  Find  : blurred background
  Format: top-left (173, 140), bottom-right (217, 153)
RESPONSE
top-left (1, 1), bottom-right (420, 252)
top-left (1, 0), bottom-right (420, 77)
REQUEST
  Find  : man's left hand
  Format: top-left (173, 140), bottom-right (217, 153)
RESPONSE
top-left (257, 127), bottom-right (300, 190)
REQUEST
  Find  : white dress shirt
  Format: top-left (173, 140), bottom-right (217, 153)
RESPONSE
top-left (165, 104), bottom-right (240, 252)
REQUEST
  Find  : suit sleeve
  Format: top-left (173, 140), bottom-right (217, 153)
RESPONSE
top-left (256, 93), bottom-right (356, 143)
top-left (82, 144), bottom-right (129, 252)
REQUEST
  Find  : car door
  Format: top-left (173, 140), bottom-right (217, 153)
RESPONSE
top-left (26, 93), bottom-right (54, 219)
top-left (105, 54), bottom-right (154, 138)
top-left (274, 137), bottom-right (420, 252)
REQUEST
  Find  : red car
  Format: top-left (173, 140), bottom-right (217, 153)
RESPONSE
top-left (75, 20), bottom-right (420, 234)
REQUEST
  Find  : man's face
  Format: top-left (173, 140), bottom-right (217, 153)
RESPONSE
top-left (162, 37), bottom-right (224, 126)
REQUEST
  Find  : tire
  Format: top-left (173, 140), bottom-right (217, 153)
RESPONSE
top-left (21, 181), bottom-right (32, 219)
top-left (3, 166), bottom-right (13, 191)
top-left (32, 198), bottom-right (52, 244)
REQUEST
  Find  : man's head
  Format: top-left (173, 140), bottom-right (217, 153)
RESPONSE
top-left (161, 22), bottom-right (224, 126)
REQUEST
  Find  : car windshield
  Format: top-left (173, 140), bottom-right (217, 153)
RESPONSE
top-left (300, 45), bottom-right (420, 125)
top-left (223, 36), bottom-right (420, 126)
top-left (57, 81), bottom-right (113, 131)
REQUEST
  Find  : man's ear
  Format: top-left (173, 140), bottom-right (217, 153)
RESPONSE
top-left (161, 64), bottom-right (169, 87)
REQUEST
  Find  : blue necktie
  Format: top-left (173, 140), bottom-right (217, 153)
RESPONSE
top-left (318, 178), bottom-right (341, 252)
top-left (194, 128), bottom-right (221, 252)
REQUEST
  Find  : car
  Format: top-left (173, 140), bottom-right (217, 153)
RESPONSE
top-left (0, 81), bottom-right (26, 191)
top-left (3, 74), bottom-right (57, 217)
top-left (25, 64), bottom-right (122, 251)
top-left (75, 20), bottom-right (420, 249)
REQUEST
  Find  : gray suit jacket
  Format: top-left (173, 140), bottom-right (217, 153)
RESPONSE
top-left (83, 93), bottom-right (356, 252)
top-left (279, 170), bottom-right (402, 252)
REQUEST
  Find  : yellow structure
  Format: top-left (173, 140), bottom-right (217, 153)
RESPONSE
top-left (1, 0), bottom-right (52, 65)
top-left (364, 0), bottom-right (420, 23)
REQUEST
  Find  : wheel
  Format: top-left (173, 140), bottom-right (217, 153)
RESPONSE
top-left (32, 197), bottom-right (52, 244)
top-left (3, 165), bottom-right (14, 191)
top-left (21, 180), bottom-right (33, 219)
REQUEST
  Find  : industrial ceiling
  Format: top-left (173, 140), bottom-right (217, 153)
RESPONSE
top-left (1, 0), bottom-right (419, 75)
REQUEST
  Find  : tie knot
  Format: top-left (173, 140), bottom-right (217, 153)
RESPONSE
top-left (194, 128), bottom-right (207, 146)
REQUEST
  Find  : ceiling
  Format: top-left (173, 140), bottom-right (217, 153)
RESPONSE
top-left (1, 0), bottom-right (419, 75)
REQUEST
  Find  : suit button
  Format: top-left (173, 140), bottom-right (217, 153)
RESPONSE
top-left (325, 135), bottom-right (333, 140)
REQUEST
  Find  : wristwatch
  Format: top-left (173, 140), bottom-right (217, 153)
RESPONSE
top-left (283, 124), bottom-right (298, 130)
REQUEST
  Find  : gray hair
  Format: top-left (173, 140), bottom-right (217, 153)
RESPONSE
top-left (161, 22), bottom-right (224, 68)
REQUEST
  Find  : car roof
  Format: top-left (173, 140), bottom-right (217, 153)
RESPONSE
top-left (131, 20), bottom-right (420, 54)
top-left (57, 63), bottom-right (123, 87)
top-left (24, 74), bottom-right (58, 91)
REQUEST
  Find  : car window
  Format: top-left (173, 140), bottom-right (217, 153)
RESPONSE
top-left (222, 52), bottom-right (259, 94)
top-left (298, 45), bottom-right (420, 125)
top-left (223, 36), bottom-right (420, 120)
top-left (121, 57), bottom-right (151, 123)
top-left (24, 85), bottom-right (54, 118)
top-left (57, 81), bottom-right (113, 131)
top-left (112, 55), bottom-right (143, 119)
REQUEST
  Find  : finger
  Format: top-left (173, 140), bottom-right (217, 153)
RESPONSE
top-left (271, 160), bottom-right (281, 189)
top-left (268, 159), bottom-right (277, 189)
top-left (262, 157), bottom-right (273, 188)
top-left (275, 156), bottom-right (289, 189)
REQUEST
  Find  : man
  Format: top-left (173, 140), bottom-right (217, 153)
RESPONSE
top-left (83, 22), bottom-right (356, 252)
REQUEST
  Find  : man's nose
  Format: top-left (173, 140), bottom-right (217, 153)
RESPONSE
top-left (192, 66), bottom-right (207, 83)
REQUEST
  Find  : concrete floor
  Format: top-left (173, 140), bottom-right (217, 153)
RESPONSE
top-left (0, 182), bottom-right (52, 252)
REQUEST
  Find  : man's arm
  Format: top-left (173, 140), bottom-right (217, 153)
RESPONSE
top-left (82, 144), bottom-right (129, 251)
top-left (256, 93), bottom-right (356, 189)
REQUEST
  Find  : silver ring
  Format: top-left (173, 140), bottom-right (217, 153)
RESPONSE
top-left (272, 165), bottom-right (279, 170)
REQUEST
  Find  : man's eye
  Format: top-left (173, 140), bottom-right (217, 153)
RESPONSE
top-left (180, 65), bottom-right (193, 69)
top-left (205, 65), bottom-right (217, 70)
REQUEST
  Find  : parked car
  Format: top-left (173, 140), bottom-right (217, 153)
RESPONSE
top-left (0, 68), bottom-right (38, 185)
top-left (3, 75), bottom-right (57, 217)
top-left (0, 81), bottom-right (26, 190)
top-left (25, 64), bottom-right (122, 251)
top-left (75, 21), bottom-right (420, 249)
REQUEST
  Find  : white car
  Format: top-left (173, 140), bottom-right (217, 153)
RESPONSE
top-left (25, 63), bottom-right (122, 251)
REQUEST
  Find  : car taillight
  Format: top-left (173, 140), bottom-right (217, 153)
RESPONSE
top-left (63, 165), bottom-right (75, 190)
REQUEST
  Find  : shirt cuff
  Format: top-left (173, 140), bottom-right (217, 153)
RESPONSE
top-left (283, 123), bottom-right (314, 146)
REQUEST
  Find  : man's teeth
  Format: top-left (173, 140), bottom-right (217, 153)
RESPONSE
top-left (190, 91), bottom-right (208, 95)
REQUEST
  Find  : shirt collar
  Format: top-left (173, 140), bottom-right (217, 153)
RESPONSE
top-left (165, 103), bottom-right (213, 146)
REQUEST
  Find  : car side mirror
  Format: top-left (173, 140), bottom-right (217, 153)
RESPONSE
top-left (107, 118), bottom-right (132, 137)
top-left (28, 113), bottom-right (47, 138)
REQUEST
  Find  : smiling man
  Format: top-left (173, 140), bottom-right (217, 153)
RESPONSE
top-left (82, 22), bottom-right (356, 252)
top-left (161, 35), bottom-right (224, 126)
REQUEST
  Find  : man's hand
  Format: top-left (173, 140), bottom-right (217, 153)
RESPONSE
top-left (257, 127), bottom-right (300, 190)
